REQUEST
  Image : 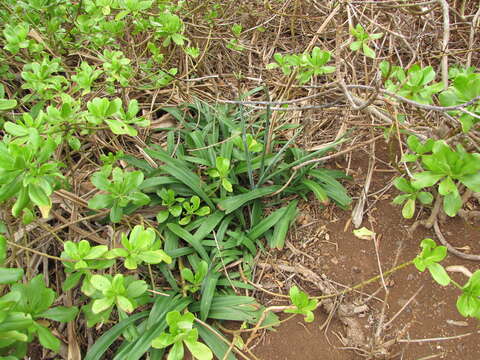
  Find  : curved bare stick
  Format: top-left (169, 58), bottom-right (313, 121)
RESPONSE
top-left (345, 85), bottom-right (480, 116)
top-left (434, 220), bottom-right (480, 261)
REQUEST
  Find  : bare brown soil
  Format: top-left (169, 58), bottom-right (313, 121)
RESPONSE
top-left (252, 142), bottom-right (480, 360)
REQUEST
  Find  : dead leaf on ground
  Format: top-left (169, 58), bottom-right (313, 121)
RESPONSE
top-left (353, 227), bottom-right (376, 240)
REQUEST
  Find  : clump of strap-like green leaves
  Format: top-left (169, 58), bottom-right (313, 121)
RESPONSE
top-left (74, 100), bottom-right (351, 360)
top-left (0, 98), bottom-right (351, 360)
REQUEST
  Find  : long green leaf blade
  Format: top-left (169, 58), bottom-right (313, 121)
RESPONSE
top-left (193, 211), bottom-right (225, 243)
top-left (200, 272), bottom-right (219, 321)
top-left (139, 176), bottom-right (179, 191)
top-left (271, 200), bottom-right (298, 249)
top-left (248, 206), bottom-right (288, 240)
top-left (145, 148), bottom-right (214, 207)
top-left (301, 179), bottom-right (329, 205)
top-left (309, 169), bottom-right (352, 209)
top-left (196, 322), bottom-right (236, 360)
top-left (167, 223), bottom-right (209, 261)
top-left (84, 312), bottom-right (148, 360)
top-left (217, 186), bottom-right (280, 214)
top-left (114, 296), bottom-right (190, 360)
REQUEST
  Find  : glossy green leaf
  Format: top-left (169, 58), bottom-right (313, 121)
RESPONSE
top-left (0, 99), bottom-right (17, 111)
top-left (92, 297), bottom-right (114, 314)
top-left (37, 306), bottom-right (78, 322)
top-left (417, 191), bottom-right (433, 205)
top-left (221, 178), bottom-right (233, 192)
top-left (402, 198), bottom-right (416, 219)
top-left (414, 238), bottom-right (447, 272)
top-left (90, 275), bottom-right (111, 291)
top-left (461, 173), bottom-right (480, 192)
top-left (184, 339), bottom-right (213, 360)
top-left (0, 267), bottom-right (24, 284)
top-left (457, 271), bottom-right (480, 317)
top-left (362, 43), bottom-right (375, 58)
top-left (443, 191), bottom-right (462, 217)
top-left (116, 296), bottom-right (134, 313)
top-left (88, 194), bottom-right (114, 209)
top-left (28, 183), bottom-right (50, 207)
top-left (412, 171), bottom-right (444, 188)
top-left (438, 176), bottom-right (457, 196)
top-left (427, 263), bottom-right (451, 286)
top-left (138, 250), bottom-right (172, 265)
top-left (392, 194), bottom-right (409, 205)
top-left (37, 324), bottom-right (60, 352)
top-left (393, 177), bottom-right (415, 193)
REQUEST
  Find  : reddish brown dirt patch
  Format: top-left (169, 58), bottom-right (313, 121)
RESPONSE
top-left (253, 312), bottom-right (348, 360)
top-left (253, 142), bottom-right (480, 359)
